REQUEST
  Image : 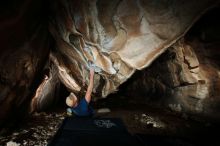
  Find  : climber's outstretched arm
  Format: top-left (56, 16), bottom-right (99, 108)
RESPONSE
top-left (85, 68), bottom-right (94, 103)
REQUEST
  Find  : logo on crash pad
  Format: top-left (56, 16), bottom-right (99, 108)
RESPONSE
top-left (94, 120), bottom-right (116, 128)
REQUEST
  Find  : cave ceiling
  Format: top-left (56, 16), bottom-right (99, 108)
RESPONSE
top-left (49, 0), bottom-right (219, 97)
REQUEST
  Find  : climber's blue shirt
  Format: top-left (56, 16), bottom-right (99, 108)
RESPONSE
top-left (68, 98), bottom-right (94, 117)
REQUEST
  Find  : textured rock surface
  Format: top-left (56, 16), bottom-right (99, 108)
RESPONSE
top-left (49, 0), bottom-right (218, 99)
top-left (119, 25), bottom-right (220, 116)
top-left (0, 0), bottom-right (51, 127)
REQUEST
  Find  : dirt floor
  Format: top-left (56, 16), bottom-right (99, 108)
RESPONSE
top-left (0, 97), bottom-right (219, 146)
top-left (0, 112), bottom-right (65, 146)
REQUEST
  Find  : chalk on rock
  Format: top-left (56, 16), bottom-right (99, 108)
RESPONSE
top-left (88, 61), bottom-right (102, 73)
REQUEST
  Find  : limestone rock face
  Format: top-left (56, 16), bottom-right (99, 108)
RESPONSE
top-left (49, 0), bottom-right (218, 99)
top-left (120, 37), bottom-right (220, 116)
top-left (170, 38), bottom-right (220, 115)
top-left (161, 40), bottom-right (213, 111)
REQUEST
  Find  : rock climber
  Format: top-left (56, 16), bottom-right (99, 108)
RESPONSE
top-left (66, 68), bottom-right (95, 117)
